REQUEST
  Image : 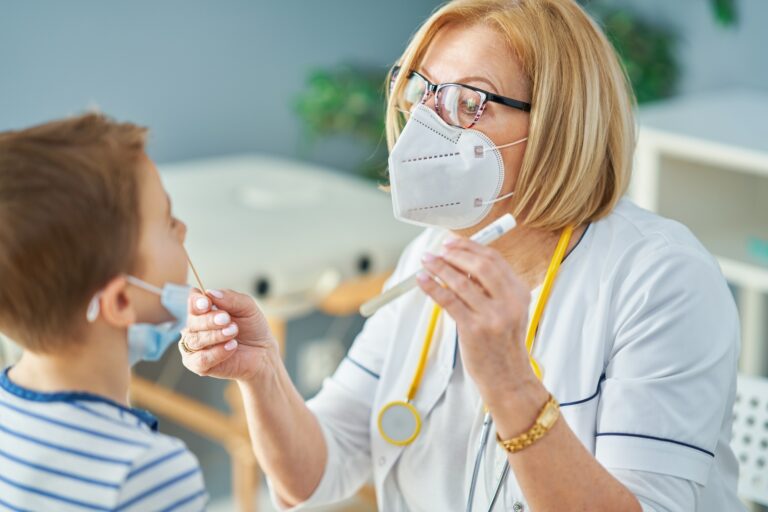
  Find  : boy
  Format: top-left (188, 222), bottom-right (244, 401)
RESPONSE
top-left (0, 114), bottom-right (210, 510)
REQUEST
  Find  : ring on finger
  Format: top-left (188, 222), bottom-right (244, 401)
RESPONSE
top-left (180, 338), bottom-right (198, 354)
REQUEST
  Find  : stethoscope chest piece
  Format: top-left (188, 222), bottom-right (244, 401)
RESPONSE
top-left (378, 400), bottom-right (422, 446)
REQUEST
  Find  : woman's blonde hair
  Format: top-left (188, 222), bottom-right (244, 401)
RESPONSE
top-left (386, 0), bottom-right (636, 230)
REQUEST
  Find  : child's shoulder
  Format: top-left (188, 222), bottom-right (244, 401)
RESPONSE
top-left (116, 427), bottom-right (207, 510)
top-left (0, 374), bottom-right (207, 510)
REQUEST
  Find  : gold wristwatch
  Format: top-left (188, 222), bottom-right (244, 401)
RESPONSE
top-left (496, 393), bottom-right (560, 453)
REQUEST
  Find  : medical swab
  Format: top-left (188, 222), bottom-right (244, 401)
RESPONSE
top-left (186, 251), bottom-right (221, 312)
top-left (359, 213), bottom-right (517, 318)
top-left (186, 250), bottom-right (208, 296)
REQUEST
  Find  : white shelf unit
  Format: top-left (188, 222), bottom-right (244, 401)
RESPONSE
top-left (630, 90), bottom-right (768, 376)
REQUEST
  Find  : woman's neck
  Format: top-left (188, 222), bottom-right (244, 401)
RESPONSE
top-left (457, 221), bottom-right (586, 290)
top-left (8, 327), bottom-right (131, 406)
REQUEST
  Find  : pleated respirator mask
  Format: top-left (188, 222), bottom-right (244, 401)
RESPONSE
top-left (387, 103), bottom-right (527, 230)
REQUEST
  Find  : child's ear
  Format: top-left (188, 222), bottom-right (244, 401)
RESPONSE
top-left (99, 277), bottom-right (136, 328)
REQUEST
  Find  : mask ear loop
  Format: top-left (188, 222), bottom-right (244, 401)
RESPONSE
top-left (474, 136), bottom-right (528, 207)
top-left (476, 191), bottom-right (514, 207)
top-left (86, 294), bottom-right (102, 323)
top-left (125, 275), bottom-right (163, 295)
top-left (86, 274), bottom-right (160, 323)
top-left (87, 274), bottom-right (181, 323)
top-left (473, 136), bottom-right (528, 157)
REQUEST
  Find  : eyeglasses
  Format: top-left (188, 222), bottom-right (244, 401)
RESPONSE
top-left (389, 65), bottom-right (531, 129)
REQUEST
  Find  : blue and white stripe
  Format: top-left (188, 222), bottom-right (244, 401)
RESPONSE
top-left (0, 368), bottom-right (207, 511)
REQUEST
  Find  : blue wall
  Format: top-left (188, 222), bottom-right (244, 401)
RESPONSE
top-left (609, 0), bottom-right (768, 96)
top-left (3, 0), bottom-right (766, 171)
top-left (0, 0), bottom-right (442, 168)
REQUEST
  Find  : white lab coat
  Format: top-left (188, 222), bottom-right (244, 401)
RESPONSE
top-left (270, 199), bottom-right (743, 511)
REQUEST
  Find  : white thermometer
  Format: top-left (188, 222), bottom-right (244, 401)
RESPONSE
top-left (359, 213), bottom-right (517, 317)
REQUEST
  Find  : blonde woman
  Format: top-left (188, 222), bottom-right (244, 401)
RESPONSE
top-left (180, 0), bottom-right (742, 510)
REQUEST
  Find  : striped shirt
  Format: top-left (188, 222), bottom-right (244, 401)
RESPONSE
top-left (0, 367), bottom-right (208, 511)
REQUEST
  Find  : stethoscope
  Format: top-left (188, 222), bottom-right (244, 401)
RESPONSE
top-left (467, 411), bottom-right (510, 512)
top-left (377, 226), bottom-right (574, 512)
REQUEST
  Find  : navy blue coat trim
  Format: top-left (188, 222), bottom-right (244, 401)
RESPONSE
top-left (345, 357), bottom-right (380, 380)
top-left (452, 333), bottom-right (459, 369)
top-left (560, 374), bottom-right (606, 408)
top-left (595, 432), bottom-right (715, 458)
top-left (564, 222), bottom-right (590, 260)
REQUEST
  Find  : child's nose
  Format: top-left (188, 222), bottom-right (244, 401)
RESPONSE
top-left (178, 220), bottom-right (188, 241)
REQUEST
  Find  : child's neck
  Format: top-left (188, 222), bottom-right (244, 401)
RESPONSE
top-left (9, 327), bottom-right (131, 406)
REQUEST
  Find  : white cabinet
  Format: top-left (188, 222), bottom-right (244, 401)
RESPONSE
top-left (631, 89), bottom-right (768, 375)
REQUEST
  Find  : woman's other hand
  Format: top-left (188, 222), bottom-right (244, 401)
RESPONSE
top-left (416, 237), bottom-right (537, 405)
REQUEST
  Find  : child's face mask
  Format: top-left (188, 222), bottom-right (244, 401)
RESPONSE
top-left (86, 276), bottom-right (190, 365)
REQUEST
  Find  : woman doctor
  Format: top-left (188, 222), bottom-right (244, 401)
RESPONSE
top-left (180, 0), bottom-right (742, 510)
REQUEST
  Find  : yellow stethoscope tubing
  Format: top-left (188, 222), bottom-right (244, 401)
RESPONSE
top-left (377, 304), bottom-right (441, 446)
top-left (378, 226), bottom-right (574, 446)
top-left (407, 303), bottom-right (442, 401)
top-left (526, 224), bottom-right (574, 379)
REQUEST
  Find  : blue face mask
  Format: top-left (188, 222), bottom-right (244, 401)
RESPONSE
top-left (86, 276), bottom-right (191, 365)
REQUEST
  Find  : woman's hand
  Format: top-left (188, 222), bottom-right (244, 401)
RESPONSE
top-left (180, 289), bottom-right (280, 383)
top-left (181, 289), bottom-right (328, 505)
top-left (416, 236), bottom-right (537, 404)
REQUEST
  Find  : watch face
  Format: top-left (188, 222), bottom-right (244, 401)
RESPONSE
top-left (539, 403), bottom-right (559, 429)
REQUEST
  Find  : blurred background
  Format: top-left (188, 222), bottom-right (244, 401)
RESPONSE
top-left (1, 0), bottom-right (767, 510)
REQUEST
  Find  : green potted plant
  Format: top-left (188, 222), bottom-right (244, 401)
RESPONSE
top-left (293, 65), bottom-right (389, 181)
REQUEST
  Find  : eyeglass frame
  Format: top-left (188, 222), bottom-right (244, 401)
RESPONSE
top-left (389, 65), bottom-right (531, 129)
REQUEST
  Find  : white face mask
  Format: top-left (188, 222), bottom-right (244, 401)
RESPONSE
top-left (387, 103), bottom-right (527, 230)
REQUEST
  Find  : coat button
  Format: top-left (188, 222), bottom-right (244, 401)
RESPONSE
top-left (513, 502), bottom-right (524, 512)
top-left (378, 456), bottom-right (386, 466)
